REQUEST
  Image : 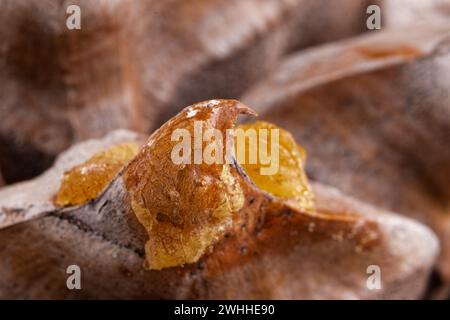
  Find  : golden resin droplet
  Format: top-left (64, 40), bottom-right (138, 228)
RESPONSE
top-left (55, 143), bottom-right (139, 207)
top-left (123, 101), bottom-right (247, 270)
top-left (127, 164), bottom-right (244, 270)
top-left (236, 121), bottom-right (315, 211)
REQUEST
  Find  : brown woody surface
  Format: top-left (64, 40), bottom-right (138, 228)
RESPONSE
top-left (0, 0), bottom-right (447, 300)
top-left (242, 25), bottom-right (450, 291)
top-left (0, 101), bottom-right (439, 299)
top-left (0, 0), bottom-right (371, 183)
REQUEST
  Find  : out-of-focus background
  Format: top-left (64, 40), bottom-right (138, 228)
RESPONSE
top-left (0, 0), bottom-right (448, 184)
top-left (0, 0), bottom-right (449, 300)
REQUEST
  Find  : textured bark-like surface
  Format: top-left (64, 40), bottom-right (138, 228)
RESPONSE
top-left (0, 101), bottom-right (439, 299)
top-left (0, 178), bottom-right (438, 299)
top-left (0, 0), bottom-right (370, 183)
top-left (242, 25), bottom-right (450, 284)
top-left (0, 130), bottom-right (144, 229)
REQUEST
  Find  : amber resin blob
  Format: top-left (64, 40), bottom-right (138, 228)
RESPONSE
top-left (124, 100), bottom-right (317, 270)
top-left (55, 143), bottom-right (139, 207)
top-left (236, 121), bottom-right (315, 212)
top-left (124, 101), bottom-right (250, 270)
